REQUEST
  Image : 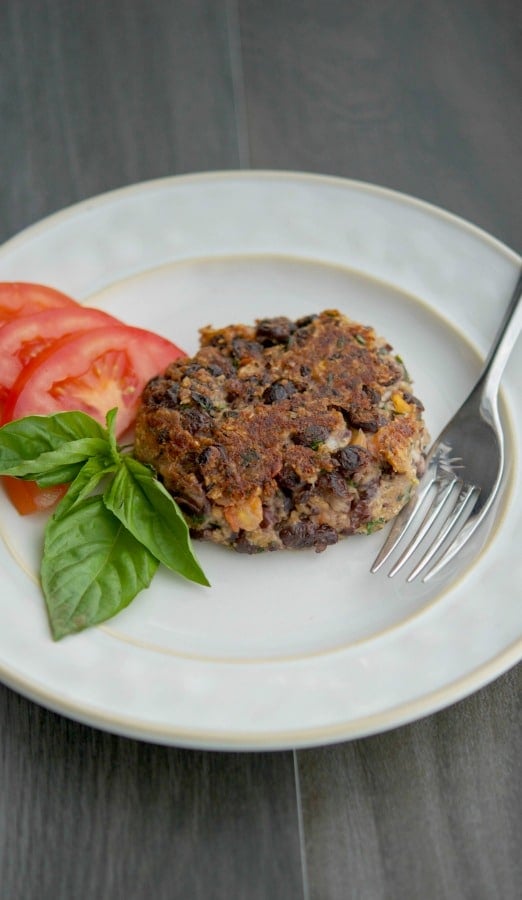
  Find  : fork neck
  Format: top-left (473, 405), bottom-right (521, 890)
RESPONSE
top-left (473, 267), bottom-right (522, 412)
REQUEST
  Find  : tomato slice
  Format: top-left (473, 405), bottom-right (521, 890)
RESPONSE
top-left (2, 324), bottom-right (185, 437)
top-left (2, 478), bottom-right (68, 515)
top-left (0, 305), bottom-right (120, 416)
top-left (0, 282), bottom-right (78, 325)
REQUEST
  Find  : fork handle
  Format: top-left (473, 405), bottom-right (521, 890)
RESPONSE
top-left (475, 267), bottom-right (522, 408)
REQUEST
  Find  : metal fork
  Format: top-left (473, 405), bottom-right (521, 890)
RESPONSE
top-left (371, 267), bottom-right (522, 583)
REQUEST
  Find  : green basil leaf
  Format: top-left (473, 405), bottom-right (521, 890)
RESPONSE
top-left (0, 410), bottom-right (106, 452)
top-left (105, 408), bottom-right (120, 461)
top-left (23, 438), bottom-right (111, 485)
top-left (0, 411), bottom-right (109, 481)
top-left (42, 494), bottom-right (158, 640)
top-left (52, 456), bottom-right (117, 519)
top-left (104, 456), bottom-right (210, 587)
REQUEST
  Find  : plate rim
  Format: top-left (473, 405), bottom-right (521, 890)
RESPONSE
top-left (1, 168), bottom-right (520, 266)
top-left (1, 635), bottom-right (520, 750)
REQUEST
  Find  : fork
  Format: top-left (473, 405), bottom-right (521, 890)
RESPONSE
top-left (371, 267), bottom-right (522, 583)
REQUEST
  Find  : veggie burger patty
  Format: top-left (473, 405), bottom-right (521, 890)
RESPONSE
top-left (134, 310), bottom-right (429, 553)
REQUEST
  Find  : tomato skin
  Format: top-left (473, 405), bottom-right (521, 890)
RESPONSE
top-left (0, 305), bottom-right (119, 415)
top-left (2, 477), bottom-right (68, 515)
top-left (0, 282), bottom-right (78, 325)
top-left (2, 324), bottom-right (185, 437)
top-left (0, 295), bottom-right (185, 514)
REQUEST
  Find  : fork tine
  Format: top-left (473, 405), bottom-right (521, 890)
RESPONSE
top-left (422, 502), bottom-right (488, 582)
top-left (387, 478), bottom-right (459, 577)
top-left (370, 475), bottom-right (436, 573)
top-left (406, 483), bottom-right (480, 581)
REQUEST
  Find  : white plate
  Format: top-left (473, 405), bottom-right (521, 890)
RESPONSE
top-left (0, 171), bottom-right (520, 750)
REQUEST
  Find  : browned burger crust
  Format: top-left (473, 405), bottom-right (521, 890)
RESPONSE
top-left (134, 310), bottom-right (429, 553)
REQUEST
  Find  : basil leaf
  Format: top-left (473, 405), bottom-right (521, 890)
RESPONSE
top-left (13, 438), bottom-right (112, 485)
top-left (52, 456), bottom-right (117, 519)
top-left (42, 494), bottom-right (158, 640)
top-left (105, 408), bottom-right (120, 460)
top-left (0, 411), bottom-right (109, 482)
top-left (0, 411), bottom-right (106, 457)
top-left (104, 456), bottom-right (210, 587)
top-left (0, 407), bottom-right (210, 638)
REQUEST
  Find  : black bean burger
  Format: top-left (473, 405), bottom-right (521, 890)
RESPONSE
top-left (134, 310), bottom-right (429, 553)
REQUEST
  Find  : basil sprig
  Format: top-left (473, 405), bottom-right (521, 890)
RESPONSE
top-left (0, 409), bottom-right (209, 640)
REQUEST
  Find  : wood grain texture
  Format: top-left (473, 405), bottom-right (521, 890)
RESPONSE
top-left (0, 686), bottom-right (304, 900)
top-left (0, 1), bottom-right (521, 898)
top-left (298, 668), bottom-right (521, 900)
top-left (0, 0), bottom-right (240, 243)
top-left (239, 0), bottom-right (522, 250)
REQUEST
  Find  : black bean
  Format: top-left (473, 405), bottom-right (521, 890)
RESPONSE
top-left (293, 424), bottom-right (329, 448)
top-left (144, 378), bottom-right (181, 409)
top-left (316, 471), bottom-right (349, 497)
top-left (358, 479), bottom-right (379, 501)
top-left (350, 499), bottom-right (371, 530)
top-left (335, 445), bottom-right (368, 475)
top-left (206, 364), bottom-right (224, 377)
top-left (262, 381), bottom-right (296, 403)
top-left (197, 447), bottom-right (213, 465)
top-left (276, 466), bottom-right (301, 492)
top-left (292, 484), bottom-right (314, 506)
top-left (175, 493), bottom-right (210, 516)
top-left (165, 384), bottom-right (180, 406)
top-left (343, 407), bottom-right (385, 432)
top-left (255, 317), bottom-right (296, 345)
top-left (234, 534), bottom-right (265, 554)
top-left (362, 385), bottom-right (381, 404)
top-left (231, 337), bottom-right (263, 361)
top-left (279, 521), bottom-right (338, 551)
top-left (181, 407), bottom-right (212, 435)
top-left (295, 314), bottom-right (317, 328)
top-left (197, 444), bottom-right (228, 466)
top-left (155, 427), bottom-right (171, 445)
top-left (403, 391), bottom-right (424, 410)
top-left (147, 383), bottom-right (179, 409)
top-left (290, 329), bottom-right (311, 347)
top-left (190, 391), bottom-right (214, 413)
top-left (313, 525), bottom-right (339, 552)
top-left (279, 521), bottom-right (316, 548)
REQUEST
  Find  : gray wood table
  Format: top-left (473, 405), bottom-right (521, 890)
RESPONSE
top-left (0, 2), bottom-right (520, 898)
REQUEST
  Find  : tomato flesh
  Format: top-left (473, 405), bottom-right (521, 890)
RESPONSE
top-left (49, 347), bottom-right (140, 420)
top-left (3, 324), bottom-right (185, 437)
top-left (0, 305), bottom-right (118, 415)
top-left (0, 282), bottom-right (78, 325)
top-left (3, 478), bottom-right (68, 515)
top-left (0, 283), bottom-right (79, 513)
top-left (0, 288), bottom-right (185, 514)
